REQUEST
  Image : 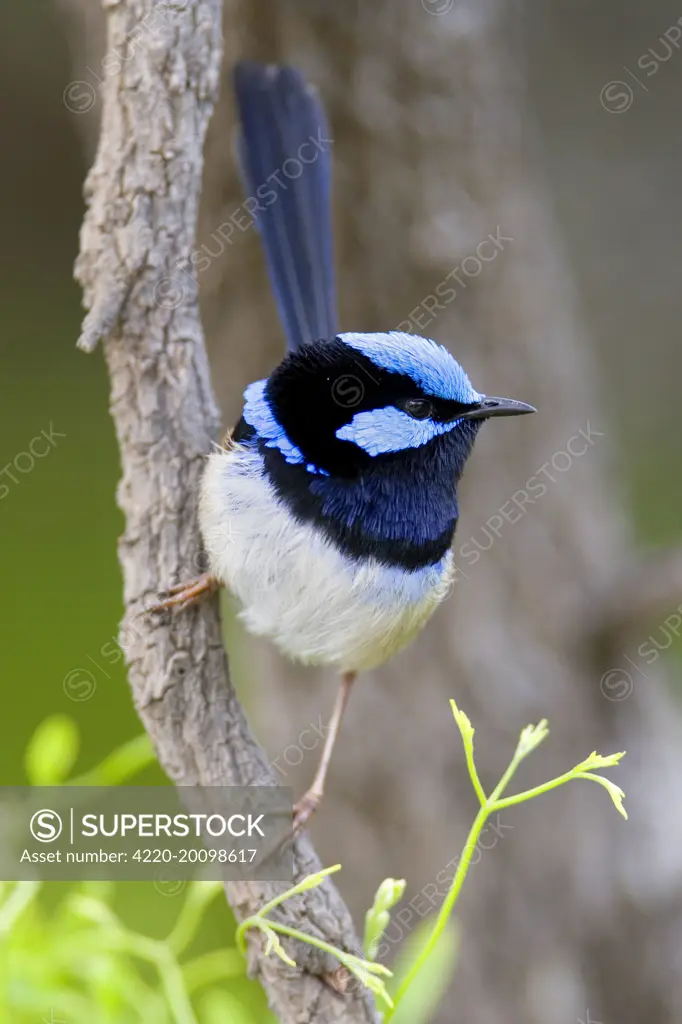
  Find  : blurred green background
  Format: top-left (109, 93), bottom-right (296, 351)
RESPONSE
top-left (2, 1), bottom-right (135, 782)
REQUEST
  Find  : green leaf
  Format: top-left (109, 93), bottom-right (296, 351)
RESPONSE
top-left (349, 962), bottom-right (394, 1009)
top-left (449, 698), bottom-right (474, 746)
top-left (182, 949), bottom-right (246, 992)
top-left (199, 988), bottom-right (257, 1024)
top-left (239, 864), bottom-right (343, 930)
top-left (514, 719), bottom-right (549, 761)
top-left (278, 863), bottom-right (341, 899)
top-left (261, 924), bottom-right (296, 967)
top-left (167, 880), bottom-right (223, 955)
top-left (364, 877), bottom-right (406, 959)
top-left (573, 750), bottom-right (626, 773)
top-left (579, 772), bottom-right (628, 819)
top-left (25, 714), bottom-right (79, 785)
top-left (69, 734), bottom-right (155, 786)
top-left (69, 894), bottom-right (121, 930)
top-left (389, 919), bottom-right (459, 1024)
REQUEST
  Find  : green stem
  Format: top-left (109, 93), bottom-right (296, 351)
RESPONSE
top-left (250, 865), bottom-right (342, 923)
top-left (166, 882), bottom-right (223, 956)
top-left (182, 949), bottom-right (245, 992)
top-left (68, 734), bottom-right (154, 786)
top-left (158, 948), bottom-right (199, 1024)
top-left (260, 919), bottom-right (363, 967)
top-left (386, 803), bottom-right (490, 1019)
top-left (491, 769), bottom-right (584, 811)
top-left (387, 725), bottom-right (552, 1019)
top-left (100, 931), bottom-right (198, 1024)
top-left (463, 743), bottom-right (486, 807)
top-left (488, 751), bottom-right (524, 805)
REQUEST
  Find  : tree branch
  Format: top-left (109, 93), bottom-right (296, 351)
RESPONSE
top-left (73, 2), bottom-right (377, 1020)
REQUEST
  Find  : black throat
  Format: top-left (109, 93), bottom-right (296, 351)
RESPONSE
top-left (251, 423), bottom-right (481, 570)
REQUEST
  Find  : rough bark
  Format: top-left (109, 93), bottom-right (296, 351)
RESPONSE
top-left (73, 1), bottom-right (377, 1021)
top-left (192, 3), bottom-right (682, 1024)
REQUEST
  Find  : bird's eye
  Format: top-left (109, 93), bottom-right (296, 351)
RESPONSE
top-left (400, 398), bottom-right (433, 420)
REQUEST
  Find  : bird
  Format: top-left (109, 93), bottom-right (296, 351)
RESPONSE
top-left (152, 61), bottom-right (536, 832)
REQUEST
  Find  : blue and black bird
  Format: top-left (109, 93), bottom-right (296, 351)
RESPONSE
top-left (155, 62), bottom-right (536, 829)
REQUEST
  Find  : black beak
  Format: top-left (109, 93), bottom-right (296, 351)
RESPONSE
top-left (459, 396), bottom-right (537, 421)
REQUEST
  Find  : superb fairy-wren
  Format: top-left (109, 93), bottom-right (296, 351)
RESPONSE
top-left (153, 61), bottom-right (536, 831)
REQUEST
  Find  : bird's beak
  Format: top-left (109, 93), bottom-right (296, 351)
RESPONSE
top-left (459, 396), bottom-right (537, 421)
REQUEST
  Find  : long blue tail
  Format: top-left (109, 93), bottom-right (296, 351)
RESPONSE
top-left (233, 62), bottom-right (338, 352)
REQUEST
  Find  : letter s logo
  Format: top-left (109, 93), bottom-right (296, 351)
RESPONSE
top-left (30, 809), bottom-right (63, 843)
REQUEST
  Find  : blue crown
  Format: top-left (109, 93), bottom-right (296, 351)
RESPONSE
top-left (339, 332), bottom-right (481, 404)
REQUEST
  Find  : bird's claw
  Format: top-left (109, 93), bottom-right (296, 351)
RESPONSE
top-left (145, 572), bottom-right (219, 614)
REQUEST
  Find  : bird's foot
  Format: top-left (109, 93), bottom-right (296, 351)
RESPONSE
top-left (146, 572), bottom-right (219, 614)
top-left (292, 788), bottom-right (322, 835)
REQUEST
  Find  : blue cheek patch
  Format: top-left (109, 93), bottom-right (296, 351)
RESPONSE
top-left (243, 380), bottom-right (305, 464)
top-left (243, 380), bottom-right (328, 475)
top-left (336, 405), bottom-right (461, 456)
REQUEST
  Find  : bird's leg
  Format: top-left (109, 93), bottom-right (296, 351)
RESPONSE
top-left (146, 572), bottom-right (220, 614)
top-left (292, 670), bottom-right (356, 834)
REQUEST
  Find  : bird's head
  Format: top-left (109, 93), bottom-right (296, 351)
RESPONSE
top-left (243, 331), bottom-right (535, 480)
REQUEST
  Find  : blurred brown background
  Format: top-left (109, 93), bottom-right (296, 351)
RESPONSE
top-left (3, 1), bottom-right (682, 1022)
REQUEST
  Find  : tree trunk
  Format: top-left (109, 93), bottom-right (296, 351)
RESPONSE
top-left (71, 1), bottom-right (378, 1021)
top-left (195, 2), bottom-right (682, 1023)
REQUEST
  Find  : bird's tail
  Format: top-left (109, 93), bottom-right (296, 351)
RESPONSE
top-left (233, 61), bottom-right (338, 352)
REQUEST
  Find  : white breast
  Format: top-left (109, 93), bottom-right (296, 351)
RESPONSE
top-left (198, 445), bottom-right (453, 672)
